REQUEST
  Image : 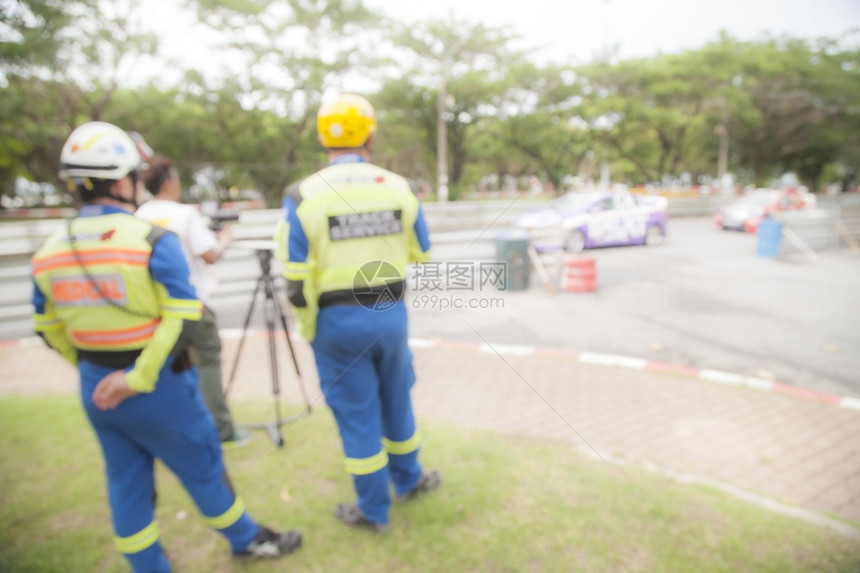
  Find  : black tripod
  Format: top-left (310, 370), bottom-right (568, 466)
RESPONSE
top-left (225, 243), bottom-right (311, 447)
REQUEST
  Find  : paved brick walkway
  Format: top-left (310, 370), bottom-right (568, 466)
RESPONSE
top-left (2, 333), bottom-right (858, 537)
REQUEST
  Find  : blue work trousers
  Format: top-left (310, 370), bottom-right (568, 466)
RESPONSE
top-left (311, 301), bottom-right (423, 525)
top-left (80, 359), bottom-right (258, 572)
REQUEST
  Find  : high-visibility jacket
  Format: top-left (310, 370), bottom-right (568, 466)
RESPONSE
top-left (31, 205), bottom-right (202, 392)
top-left (274, 158), bottom-right (431, 340)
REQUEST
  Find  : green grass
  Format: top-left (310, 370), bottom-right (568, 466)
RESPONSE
top-left (1, 395), bottom-right (859, 573)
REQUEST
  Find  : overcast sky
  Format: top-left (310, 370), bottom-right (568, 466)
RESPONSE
top-left (362, 0), bottom-right (860, 63)
top-left (139, 0), bottom-right (860, 87)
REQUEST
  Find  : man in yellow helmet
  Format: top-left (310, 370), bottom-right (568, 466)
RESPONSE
top-left (31, 121), bottom-right (302, 571)
top-left (275, 94), bottom-right (440, 532)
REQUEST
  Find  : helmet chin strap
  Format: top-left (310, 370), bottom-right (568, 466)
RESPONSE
top-left (112, 192), bottom-right (139, 210)
top-left (128, 170), bottom-right (140, 209)
top-left (110, 171), bottom-right (140, 209)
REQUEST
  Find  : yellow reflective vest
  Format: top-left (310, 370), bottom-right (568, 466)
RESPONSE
top-left (275, 161), bottom-right (430, 340)
top-left (32, 212), bottom-right (202, 391)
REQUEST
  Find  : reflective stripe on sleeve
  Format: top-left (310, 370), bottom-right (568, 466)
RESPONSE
top-left (114, 521), bottom-right (160, 554)
top-left (33, 313), bottom-right (63, 332)
top-left (283, 261), bottom-right (311, 280)
top-left (203, 496), bottom-right (246, 530)
top-left (343, 450), bottom-right (388, 475)
top-left (383, 431), bottom-right (422, 456)
top-left (159, 297), bottom-right (203, 320)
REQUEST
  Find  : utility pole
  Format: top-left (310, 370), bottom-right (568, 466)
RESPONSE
top-left (718, 77), bottom-right (742, 193)
top-left (717, 99), bottom-right (729, 191)
top-left (599, 0), bottom-right (611, 190)
top-left (437, 54), bottom-right (450, 202)
top-left (436, 32), bottom-right (474, 202)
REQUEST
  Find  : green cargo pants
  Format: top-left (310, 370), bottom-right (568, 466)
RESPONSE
top-left (193, 306), bottom-right (236, 441)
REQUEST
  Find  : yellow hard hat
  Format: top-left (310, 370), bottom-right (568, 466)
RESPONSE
top-left (317, 94), bottom-right (377, 148)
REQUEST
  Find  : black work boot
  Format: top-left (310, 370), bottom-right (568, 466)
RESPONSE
top-left (233, 526), bottom-right (303, 560)
top-left (397, 469), bottom-right (441, 502)
top-left (334, 503), bottom-right (390, 534)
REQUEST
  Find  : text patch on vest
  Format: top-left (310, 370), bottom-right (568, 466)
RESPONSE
top-left (328, 209), bottom-right (403, 241)
top-left (50, 274), bottom-right (129, 306)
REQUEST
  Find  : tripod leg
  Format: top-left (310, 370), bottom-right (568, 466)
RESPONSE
top-left (230, 250), bottom-right (308, 449)
top-left (263, 284), bottom-right (285, 448)
top-left (271, 282), bottom-right (313, 413)
top-left (224, 274), bottom-right (263, 398)
top-left (271, 289), bottom-right (302, 378)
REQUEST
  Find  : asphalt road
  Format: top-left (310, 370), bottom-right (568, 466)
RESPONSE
top-left (412, 218), bottom-right (860, 399)
top-left (5, 216), bottom-right (859, 398)
top-left (212, 217), bottom-right (860, 399)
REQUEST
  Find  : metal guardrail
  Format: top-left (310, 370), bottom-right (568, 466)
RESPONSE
top-left (664, 196), bottom-right (727, 216)
top-left (835, 207), bottom-right (860, 250)
top-left (0, 203), bottom-right (526, 336)
top-left (3, 194), bottom-right (859, 258)
top-left (773, 204), bottom-right (860, 258)
top-left (0, 201), bottom-right (547, 258)
top-left (3, 195), bottom-right (859, 338)
top-left (775, 209), bottom-right (839, 256)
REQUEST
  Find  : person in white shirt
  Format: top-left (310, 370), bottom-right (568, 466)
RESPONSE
top-left (137, 156), bottom-right (250, 448)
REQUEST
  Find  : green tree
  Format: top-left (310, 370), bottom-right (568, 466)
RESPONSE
top-left (190, 0), bottom-right (385, 205)
top-left (372, 78), bottom-right (437, 184)
top-left (0, 0), bottom-right (156, 201)
top-left (731, 35), bottom-right (860, 190)
top-left (483, 62), bottom-right (595, 194)
top-left (576, 48), bottom-right (726, 185)
top-left (391, 17), bottom-right (524, 196)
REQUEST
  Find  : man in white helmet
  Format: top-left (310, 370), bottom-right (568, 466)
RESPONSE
top-left (274, 94), bottom-right (440, 533)
top-left (31, 121), bottom-right (302, 571)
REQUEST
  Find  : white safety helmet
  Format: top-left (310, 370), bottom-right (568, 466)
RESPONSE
top-left (58, 121), bottom-right (144, 182)
top-left (127, 131), bottom-right (154, 163)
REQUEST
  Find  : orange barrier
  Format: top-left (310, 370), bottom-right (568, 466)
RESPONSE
top-left (559, 255), bottom-right (596, 292)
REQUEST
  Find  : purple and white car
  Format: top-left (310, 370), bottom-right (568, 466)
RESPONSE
top-left (515, 190), bottom-right (669, 253)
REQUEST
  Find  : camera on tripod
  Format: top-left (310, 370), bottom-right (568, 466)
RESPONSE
top-left (207, 209), bottom-right (240, 232)
top-left (225, 239), bottom-right (312, 448)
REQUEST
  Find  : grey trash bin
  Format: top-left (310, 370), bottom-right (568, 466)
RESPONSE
top-left (494, 230), bottom-right (530, 291)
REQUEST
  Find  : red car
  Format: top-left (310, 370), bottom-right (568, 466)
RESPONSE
top-left (714, 189), bottom-right (816, 233)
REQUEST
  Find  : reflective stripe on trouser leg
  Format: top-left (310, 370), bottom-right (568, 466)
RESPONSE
top-left (383, 432), bottom-right (421, 456)
top-left (204, 496), bottom-right (246, 529)
top-left (344, 450), bottom-right (388, 475)
top-left (113, 362), bottom-right (259, 553)
top-left (160, 437), bottom-right (258, 552)
top-left (313, 305), bottom-right (414, 524)
top-left (345, 449), bottom-right (391, 525)
top-left (115, 521), bottom-right (160, 553)
top-left (202, 495), bottom-right (259, 552)
top-left (384, 431), bottom-right (423, 497)
top-left (115, 522), bottom-right (170, 573)
top-left (376, 321), bottom-right (424, 497)
top-left (79, 365), bottom-right (170, 573)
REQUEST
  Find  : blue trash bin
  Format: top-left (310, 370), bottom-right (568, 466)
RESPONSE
top-left (756, 217), bottom-right (783, 258)
top-left (494, 230), bottom-right (530, 291)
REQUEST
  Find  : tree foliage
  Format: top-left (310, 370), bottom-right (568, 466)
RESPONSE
top-left (1, 0), bottom-right (156, 198)
top-left (1, 1), bottom-right (859, 207)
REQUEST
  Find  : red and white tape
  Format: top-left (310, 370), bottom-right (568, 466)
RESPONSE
top-left (5, 333), bottom-right (858, 413)
top-left (405, 337), bottom-right (860, 413)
